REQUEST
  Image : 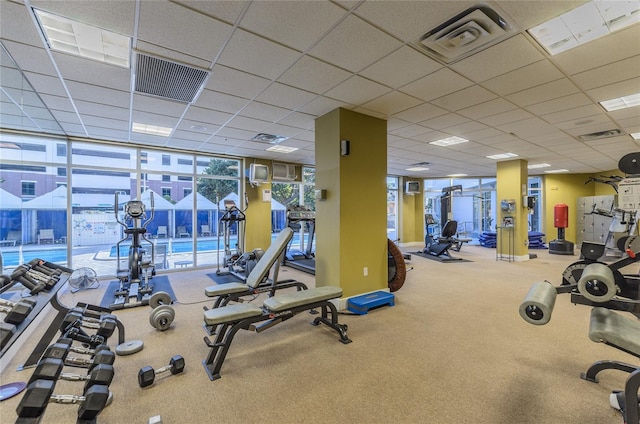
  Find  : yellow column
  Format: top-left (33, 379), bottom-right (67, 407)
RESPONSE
top-left (244, 159), bottom-right (273, 252)
top-left (496, 159), bottom-right (529, 261)
top-left (400, 178), bottom-right (425, 245)
top-left (315, 108), bottom-right (387, 298)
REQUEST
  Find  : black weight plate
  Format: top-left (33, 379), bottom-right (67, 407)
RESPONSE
top-left (618, 152), bottom-right (640, 175)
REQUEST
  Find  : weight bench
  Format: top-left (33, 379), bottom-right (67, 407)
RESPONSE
top-left (204, 228), bottom-right (308, 309)
top-left (583, 307), bottom-right (640, 423)
top-left (202, 285), bottom-right (351, 380)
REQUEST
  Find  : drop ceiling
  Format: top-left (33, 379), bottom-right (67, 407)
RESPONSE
top-left (1, 0), bottom-right (639, 177)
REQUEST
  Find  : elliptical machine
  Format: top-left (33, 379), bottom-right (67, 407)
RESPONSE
top-left (112, 191), bottom-right (156, 309)
top-left (216, 194), bottom-right (263, 281)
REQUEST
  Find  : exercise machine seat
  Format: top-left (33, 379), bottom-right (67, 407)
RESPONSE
top-left (589, 307), bottom-right (640, 355)
top-left (263, 286), bottom-right (342, 312)
top-left (440, 220), bottom-right (457, 238)
top-left (204, 303), bottom-right (262, 326)
top-left (205, 283), bottom-right (250, 297)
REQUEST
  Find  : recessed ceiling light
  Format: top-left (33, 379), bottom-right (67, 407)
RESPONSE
top-left (487, 152), bottom-right (518, 160)
top-left (528, 163), bottom-right (551, 169)
top-left (429, 136), bottom-right (469, 147)
top-left (132, 123), bottom-right (173, 137)
top-left (528, 0), bottom-right (640, 55)
top-left (266, 145), bottom-right (298, 153)
top-left (447, 173), bottom-right (467, 177)
top-left (34, 9), bottom-right (131, 68)
top-left (600, 92), bottom-right (640, 111)
top-left (545, 169), bottom-right (570, 173)
top-left (189, 125), bottom-right (208, 132)
top-left (631, 132), bottom-right (640, 140)
top-left (406, 167), bottom-right (429, 171)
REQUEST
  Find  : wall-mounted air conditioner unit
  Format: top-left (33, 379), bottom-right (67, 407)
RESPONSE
top-left (272, 162), bottom-right (297, 181)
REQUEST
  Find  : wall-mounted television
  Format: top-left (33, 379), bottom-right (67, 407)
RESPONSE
top-left (247, 163), bottom-right (269, 185)
top-left (405, 180), bottom-right (420, 194)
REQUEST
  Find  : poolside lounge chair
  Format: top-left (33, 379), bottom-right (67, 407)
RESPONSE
top-left (1, 230), bottom-right (21, 246)
top-left (177, 226), bottom-right (190, 238)
top-left (201, 225), bottom-right (211, 236)
top-left (38, 229), bottom-right (55, 244)
top-left (157, 226), bottom-right (168, 238)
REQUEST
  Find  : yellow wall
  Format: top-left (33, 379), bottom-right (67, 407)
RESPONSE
top-left (244, 158), bottom-right (273, 252)
top-left (542, 173), bottom-right (594, 243)
top-left (315, 108), bottom-right (387, 298)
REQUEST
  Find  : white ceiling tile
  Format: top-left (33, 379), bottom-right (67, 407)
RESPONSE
top-left (353, 0), bottom-right (477, 42)
top-left (218, 29), bottom-right (301, 80)
top-left (392, 103), bottom-right (448, 124)
top-left (494, 1), bottom-right (585, 31)
top-left (133, 93), bottom-right (187, 117)
top-left (1, 2), bottom-right (45, 47)
top-left (206, 65), bottom-right (270, 99)
top-left (240, 1), bottom-right (346, 51)
top-left (506, 78), bottom-right (581, 107)
top-left (360, 46), bottom-right (443, 88)
top-left (52, 52), bottom-right (131, 91)
top-left (458, 98), bottom-right (517, 120)
top-left (297, 96), bottom-right (348, 117)
top-left (481, 60), bottom-right (564, 96)
top-left (430, 85), bottom-right (498, 112)
top-left (572, 56), bottom-right (640, 91)
top-left (226, 115), bottom-right (270, 133)
top-left (74, 101), bottom-right (130, 121)
top-left (555, 114), bottom-right (615, 131)
top-left (308, 14), bottom-right (402, 73)
top-left (540, 104), bottom-right (603, 125)
top-left (552, 25), bottom-right (640, 76)
top-left (389, 124), bottom-right (431, 138)
top-left (255, 83), bottom-right (317, 110)
top-left (420, 113), bottom-right (470, 131)
top-left (360, 91), bottom-right (423, 117)
top-left (183, 106), bottom-right (233, 126)
top-left (586, 78), bottom-right (640, 103)
top-left (400, 68), bottom-right (474, 102)
top-left (479, 108), bottom-right (533, 127)
top-left (131, 110), bottom-right (179, 129)
top-left (171, 0), bottom-right (249, 24)
top-left (239, 101), bottom-right (289, 122)
top-left (525, 93), bottom-right (592, 116)
top-left (2, 41), bottom-right (58, 77)
top-left (324, 76), bottom-right (390, 105)
top-left (497, 117), bottom-right (558, 138)
top-left (277, 112), bottom-right (315, 130)
top-left (138, 1), bottom-right (231, 62)
top-left (195, 90), bottom-right (249, 114)
top-left (277, 56), bottom-right (352, 94)
top-left (451, 35), bottom-right (545, 83)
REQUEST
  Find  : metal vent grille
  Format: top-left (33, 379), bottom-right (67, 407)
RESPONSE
top-left (415, 4), bottom-right (516, 64)
top-left (578, 129), bottom-right (625, 141)
top-left (134, 53), bottom-right (208, 103)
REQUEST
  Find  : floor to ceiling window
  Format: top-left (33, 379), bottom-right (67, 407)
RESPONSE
top-left (0, 131), bottom-right (241, 276)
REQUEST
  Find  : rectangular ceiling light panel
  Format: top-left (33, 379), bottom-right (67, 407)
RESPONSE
top-left (528, 0), bottom-right (640, 55)
top-left (34, 9), bottom-right (130, 68)
top-left (134, 53), bottom-right (209, 103)
top-left (600, 92), bottom-right (640, 111)
top-left (417, 5), bottom-right (516, 63)
top-left (487, 152), bottom-right (518, 160)
top-left (429, 136), bottom-right (469, 147)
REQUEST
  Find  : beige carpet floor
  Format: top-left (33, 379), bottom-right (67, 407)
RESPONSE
top-left (1, 245), bottom-right (637, 424)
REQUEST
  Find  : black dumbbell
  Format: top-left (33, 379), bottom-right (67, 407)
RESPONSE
top-left (28, 357), bottom-right (114, 392)
top-left (0, 297), bottom-right (36, 324)
top-left (138, 355), bottom-right (185, 388)
top-left (10, 267), bottom-right (45, 294)
top-left (61, 311), bottom-right (117, 339)
top-left (1, 321), bottom-right (16, 349)
top-left (56, 336), bottom-right (111, 357)
top-left (24, 266), bottom-right (58, 290)
top-left (28, 259), bottom-right (63, 277)
top-left (42, 341), bottom-right (115, 370)
top-left (16, 379), bottom-right (110, 421)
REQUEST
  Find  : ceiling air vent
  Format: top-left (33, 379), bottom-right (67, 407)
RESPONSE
top-left (250, 133), bottom-right (289, 144)
top-left (134, 53), bottom-right (209, 103)
top-left (415, 4), bottom-right (516, 64)
top-left (578, 129), bottom-right (625, 141)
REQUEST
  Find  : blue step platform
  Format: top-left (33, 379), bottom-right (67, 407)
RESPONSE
top-left (347, 291), bottom-right (395, 315)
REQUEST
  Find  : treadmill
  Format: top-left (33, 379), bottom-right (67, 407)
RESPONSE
top-left (282, 205), bottom-right (316, 275)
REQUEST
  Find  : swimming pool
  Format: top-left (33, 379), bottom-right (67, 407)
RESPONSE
top-left (2, 249), bottom-right (68, 267)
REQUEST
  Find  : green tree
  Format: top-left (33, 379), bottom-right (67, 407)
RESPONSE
top-left (272, 182), bottom-right (298, 207)
top-left (197, 159), bottom-right (240, 203)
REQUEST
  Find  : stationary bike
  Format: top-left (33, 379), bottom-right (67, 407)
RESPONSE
top-left (111, 191), bottom-right (156, 309)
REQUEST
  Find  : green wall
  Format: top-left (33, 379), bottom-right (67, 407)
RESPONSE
top-left (244, 158), bottom-right (273, 252)
top-left (401, 178), bottom-right (424, 244)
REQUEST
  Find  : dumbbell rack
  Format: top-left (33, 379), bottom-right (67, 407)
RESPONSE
top-left (1, 261), bottom-right (128, 370)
